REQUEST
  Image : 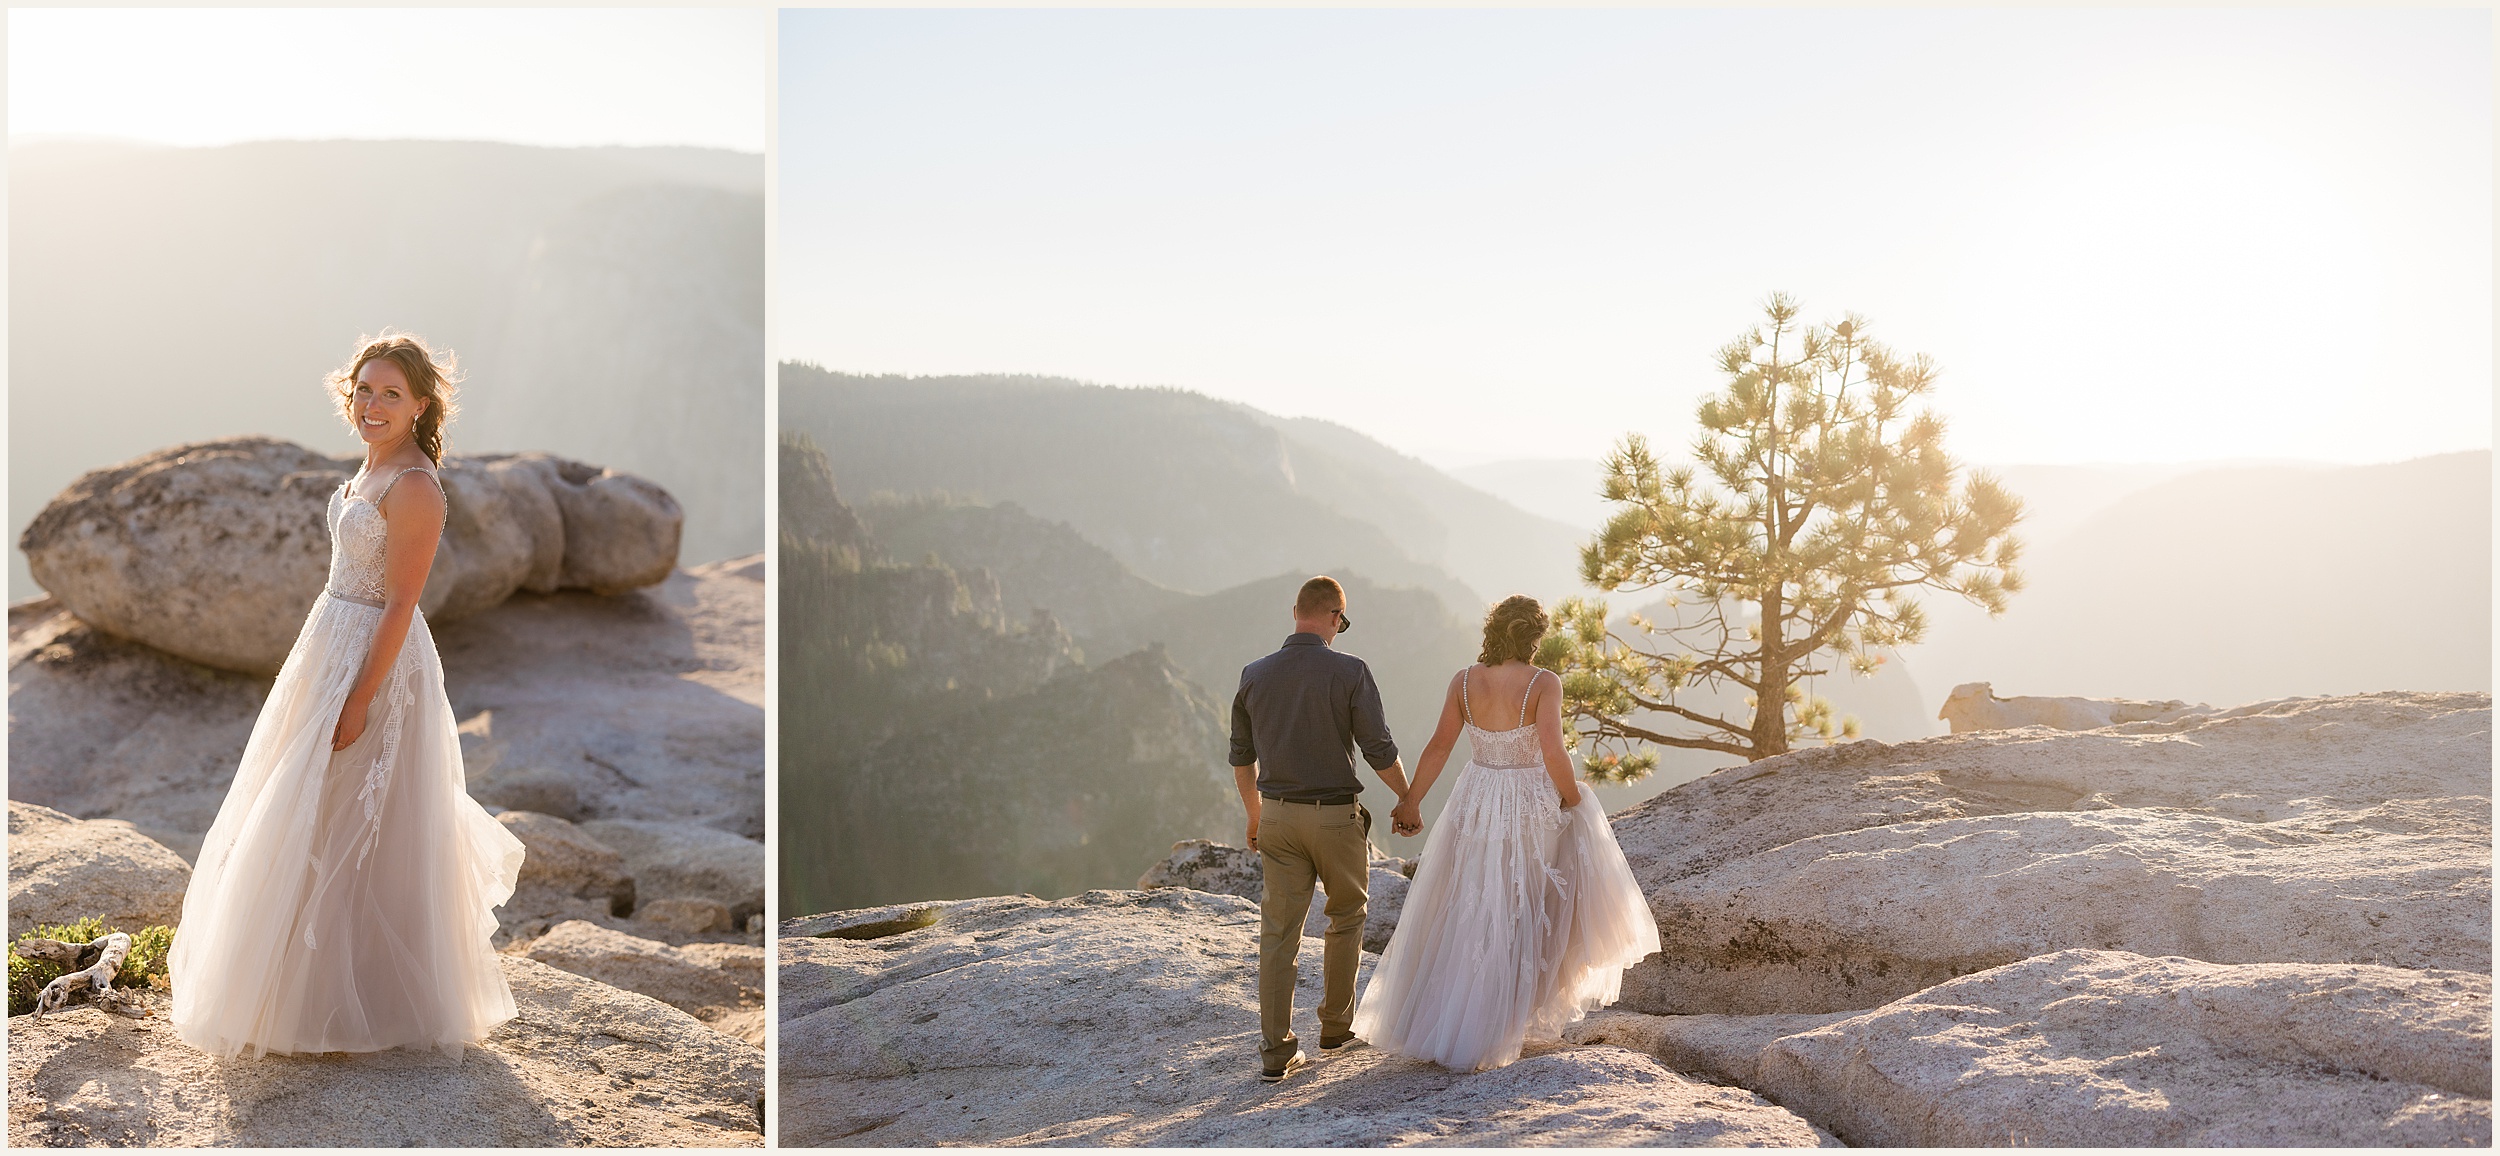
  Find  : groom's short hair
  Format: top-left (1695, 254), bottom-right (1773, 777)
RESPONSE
top-left (1295, 576), bottom-right (1346, 617)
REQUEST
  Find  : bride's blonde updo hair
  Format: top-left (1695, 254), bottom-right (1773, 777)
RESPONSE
top-left (328, 331), bottom-right (461, 464)
top-left (1479, 595), bottom-right (1548, 665)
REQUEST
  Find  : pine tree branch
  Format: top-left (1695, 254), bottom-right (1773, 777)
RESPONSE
top-left (1681, 655), bottom-right (1761, 692)
top-left (1585, 713), bottom-right (1754, 758)
top-left (1617, 693), bottom-right (1750, 735)
top-left (1794, 584), bottom-right (1868, 656)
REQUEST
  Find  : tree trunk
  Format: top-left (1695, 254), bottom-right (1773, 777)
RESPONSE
top-left (1751, 590), bottom-right (1790, 759)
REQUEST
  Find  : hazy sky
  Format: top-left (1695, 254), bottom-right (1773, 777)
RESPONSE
top-left (9, 8), bottom-right (768, 152)
top-left (781, 9), bottom-right (2491, 469)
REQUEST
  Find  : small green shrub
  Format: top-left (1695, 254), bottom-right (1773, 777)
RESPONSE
top-left (124, 925), bottom-right (175, 990)
top-left (8, 919), bottom-right (176, 1016)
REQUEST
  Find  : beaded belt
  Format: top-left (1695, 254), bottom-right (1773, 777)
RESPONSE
top-left (324, 589), bottom-right (385, 609)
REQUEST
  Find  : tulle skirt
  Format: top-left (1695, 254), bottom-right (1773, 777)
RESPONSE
top-left (169, 593), bottom-right (526, 1058)
top-left (1350, 761), bottom-right (1661, 1072)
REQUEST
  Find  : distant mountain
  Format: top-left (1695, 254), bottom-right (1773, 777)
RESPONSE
top-left (781, 367), bottom-right (1596, 613)
top-left (1250, 417), bottom-right (1590, 606)
top-left (10, 139), bottom-right (763, 601)
top-left (857, 496), bottom-right (1193, 656)
top-left (848, 490), bottom-right (1480, 859)
top-left (778, 436), bottom-right (1236, 913)
top-left (1907, 451), bottom-right (2493, 706)
top-left (829, 648), bottom-right (1237, 908)
top-left (1452, 457), bottom-right (2207, 542)
top-left (1427, 449), bottom-right (2494, 768)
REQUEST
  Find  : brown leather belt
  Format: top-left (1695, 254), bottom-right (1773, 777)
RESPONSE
top-left (1261, 793), bottom-right (1359, 807)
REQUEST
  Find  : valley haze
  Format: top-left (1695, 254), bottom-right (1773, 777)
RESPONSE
top-left (780, 365), bottom-right (2488, 914)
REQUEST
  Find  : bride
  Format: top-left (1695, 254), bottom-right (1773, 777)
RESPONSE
top-left (1350, 595), bottom-right (1661, 1072)
top-left (170, 333), bottom-right (526, 1058)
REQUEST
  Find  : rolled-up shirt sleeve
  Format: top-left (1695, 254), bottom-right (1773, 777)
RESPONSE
top-left (1350, 664), bottom-right (1399, 770)
top-left (1229, 676), bottom-right (1258, 767)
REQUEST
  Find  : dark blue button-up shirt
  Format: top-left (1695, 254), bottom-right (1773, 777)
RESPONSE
top-left (1229, 633), bottom-right (1400, 802)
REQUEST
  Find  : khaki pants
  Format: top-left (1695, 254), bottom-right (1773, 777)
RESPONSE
top-left (1257, 798), bottom-right (1369, 1067)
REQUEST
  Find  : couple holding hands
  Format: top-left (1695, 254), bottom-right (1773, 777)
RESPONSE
top-left (1229, 577), bottom-right (1660, 1083)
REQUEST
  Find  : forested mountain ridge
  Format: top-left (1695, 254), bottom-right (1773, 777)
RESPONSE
top-left (830, 483), bottom-right (1485, 861)
top-left (779, 366), bottom-right (1594, 610)
top-left (777, 435), bottom-right (1235, 913)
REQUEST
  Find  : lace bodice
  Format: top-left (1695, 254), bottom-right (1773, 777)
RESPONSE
top-left (324, 466), bottom-right (435, 606)
top-left (1462, 665), bottom-right (1546, 770)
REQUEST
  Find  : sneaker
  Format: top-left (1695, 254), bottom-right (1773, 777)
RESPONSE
top-left (1319, 1032), bottom-right (1362, 1052)
top-left (1259, 1051), bottom-right (1309, 1083)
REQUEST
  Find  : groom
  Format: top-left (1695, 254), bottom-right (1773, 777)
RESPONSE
top-left (1229, 576), bottom-right (1417, 1083)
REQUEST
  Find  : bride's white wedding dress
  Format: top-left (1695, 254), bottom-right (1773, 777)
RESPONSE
top-left (170, 464), bottom-right (525, 1058)
top-left (1350, 669), bottom-right (1661, 1072)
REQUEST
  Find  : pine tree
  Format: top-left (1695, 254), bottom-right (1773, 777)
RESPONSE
top-left (1545, 294), bottom-right (2025, 777)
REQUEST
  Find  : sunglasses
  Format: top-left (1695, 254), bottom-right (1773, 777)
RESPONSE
top-left (1333, 608), bottom-right (1353, 633)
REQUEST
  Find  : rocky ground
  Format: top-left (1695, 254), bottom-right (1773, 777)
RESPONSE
top-left (7, 711), bottom-right (768, 1146)
top-left (1609, 690), bottom-right (2489, 1016)
top-left (780, 888), bottom-right (1831, 1146)
top-left (8, 956), bottom-right (761, 1146)
top-left (1573, 951), bottom-right (2489, 1146)
top-left (9, 549), bottom-right (766, 1140)
top-left (784, 691), bottom-right (2493, 1147)
top-left (9, 554), bottom-right (764, 859)
top-left (1136, 837), bottom-right (1415, 953)
top-left (9, 552), bottom-right (763, 939)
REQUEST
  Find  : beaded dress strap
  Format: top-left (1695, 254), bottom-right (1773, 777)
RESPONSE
top-left (1517, 670), bottom-right (1536, 728)
top-left (373, 464), bottom-right (438, 505)
top-left (1460, 665), bottom-right (1476, 727)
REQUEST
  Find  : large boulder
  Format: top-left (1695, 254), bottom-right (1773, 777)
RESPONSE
top-left (8, 955), bottom-right (763, 1146)
top-left (1579, 951), bottom-right (2490, 1147)
top-left (634, 898), bottom-right (739, 937)
top-left (18, 437), bottom-right (681, 675)
top-left (779, 888), bottom-right (1831, 1146)
top-left (8, 555), bottom-right (764, 879)
top-left (525, 920), bottom-right (763, 1045)
top-left (579, 819), bottom-right (764, 927)
top-left (1137, 838), bottom-right (1410, 953)
top-left (1610, 692), bottom-right (2492, 1015)
top-left (6, 801), bottom-right (192, 937)
top-left (493, 812), bottom-right (765, 949)
top-left (496, 810), bottom-right (635, 936)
